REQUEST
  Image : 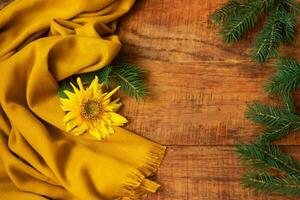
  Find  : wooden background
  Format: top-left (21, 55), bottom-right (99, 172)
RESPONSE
top-left (118, 1), bottom-right (300, 200)
top-left (1, 0), bottom-right (300, 199)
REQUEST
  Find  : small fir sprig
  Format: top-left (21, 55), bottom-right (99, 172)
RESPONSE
top-left (265, 57), bottom-right (300, 95)
top-left (58, 63), bottom-right (148, 100)
top-left (237, 144), bottom-right (300, 174)
top-left (242, 173), bottom-right (300, 196)
top-left (211, 0), bottom-right (300, 63)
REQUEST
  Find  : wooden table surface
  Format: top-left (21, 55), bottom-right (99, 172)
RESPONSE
top-left (1, 0), bottom-right (300, 199)
top-left (117, 1), bottom-right (300, 200)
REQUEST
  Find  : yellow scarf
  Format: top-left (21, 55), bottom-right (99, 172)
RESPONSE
top-left (0, 0), bottom-right (166, 199)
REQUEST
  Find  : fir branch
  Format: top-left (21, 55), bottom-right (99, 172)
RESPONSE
top-left (210, 0), bottom-right (240, 24)
top-left (257, 126), bottom-right (290, 143)
top-left (106, 63), bottom-right (149, 100)
top-left (265, 57), bottom-right (300, 95)
top-left (281, 93), bottom-right (295, 112)
top-left (58, 80), bottom-right (72, 99)
top-left (237, 144), bottom-right (273, 171)
top-left (220, 6), bottom-right (259, 42)
top-left (243, 173), bottom-right (300, 196)
top-left (213, 0), bottom-right (300, 63)
top-left (237, 144), bottom-right (300, 175)
top-left (282, 0), bottom-right (300, 14)
top-left (97, 65), bottom-right (112, 85)
top-left (249, 0), bottom-right (278, 12)
top-left (280, 11), bottom-right (297, 43)
top-left (250, 4), bottom-right (283, 63)
top-left (246, 103), bottom-right (300, 128)
top-left (58, 63), bottom-right (148, 100)
top-left (216, 0), bottom-right (280, 43)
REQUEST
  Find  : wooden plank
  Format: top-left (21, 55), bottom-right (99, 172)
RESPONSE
top-left (118, 0), bottom-right (250, 63)
top-left (116, 0), bottom-right (300, 145)
top-left (121, 60), bottom-right (300, 145)
top-left (119, 0), bottom-right (300, 63)
top-left (147, 146), bottom-right (300, 200)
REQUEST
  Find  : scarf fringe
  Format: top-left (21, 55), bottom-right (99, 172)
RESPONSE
top-left (116, 144), bottom-right (166, 200)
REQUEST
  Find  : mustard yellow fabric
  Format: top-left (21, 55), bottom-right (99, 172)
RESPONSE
top-left (0, 0), bottom-right (166, 199)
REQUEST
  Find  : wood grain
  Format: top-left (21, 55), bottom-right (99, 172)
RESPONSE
top-left (116, 0), bottom-right (300, 199)
top-left (118, 0), bottom-right (300, 146)
top-left (148, 146), bottom-right (300, 200)
top-left (1, 0), bottom-right (300, 199)
top-left (121, 60), bottom-right (300, 145)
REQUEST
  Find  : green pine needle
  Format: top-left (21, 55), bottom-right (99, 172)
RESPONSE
top-left (250, 5), bottom-right (283, 63)
top-left (212, 0), bottom-right (300, 63)
top-left (243, 173), bottom-right (300, 196)
top-left (220, 7), bottom-right (259, 42)
top-left (257, 127), bottom-right (290, 143)
top-left (280, 93), bottom-right (296, 112)
top-left (237, 144), bottom-right (300, 175)
top-left (246, 103), bottom-right (300, 128)
top-left (210, 0), bottom-right (240, 24)
top-left (97, 65), bottom-right (112, 86)
top-left (280, 12), bottom-right (297, 43)
top-left (58, 80), bottom-right (72, 99)
top-left (104, 63), bottom-right (149, 100)
top-left (58, 63), bottom-right (148, 100)
top-left (282, 0), bottom-right (300, 14)
top-left (265, 57), bottom-right (300, 95)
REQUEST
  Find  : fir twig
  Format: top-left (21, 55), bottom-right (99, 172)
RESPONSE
top-left (237, 144), bottom-right (300, 175)
top-left (220, 5), bottom-right (259, 42)
top-left (246, 103), bottom-right (300, 128)
top-left (257, 126), bottom-right (289, 143)
top-left (58, 63), bottom-right (148, 100)
top-left (211, 0), bottom-right (300, 63)
top-left (265, 57), bottom-right (300, 95)
top-left (104, 63), bottom-right (149, 100)
top-left (210, 0), bottom-right (241, 24)
top-left (243, 173), bottom-right (300, 196)
top-left (281, 92), bottom-right (295, 112)
top-left (250, 4), bottom-right (283, 63)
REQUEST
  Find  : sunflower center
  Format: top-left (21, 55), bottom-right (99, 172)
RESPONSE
top-left (81, 99), bottom-right (102, 120)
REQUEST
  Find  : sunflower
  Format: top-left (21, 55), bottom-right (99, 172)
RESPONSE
top-left (60, 76), bottom-right (128, 140)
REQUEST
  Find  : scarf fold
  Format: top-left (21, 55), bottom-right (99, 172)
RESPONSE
top-left (0, 0), bottom-right (166, 199)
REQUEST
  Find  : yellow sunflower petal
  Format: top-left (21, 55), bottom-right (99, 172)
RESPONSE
top-left (107, 125), bottom-right (114, 134)
top-left (63, 112), bottom-right (77, 122)
top-left (66, 119), bottom-right (78, 132)
top-left (111, 98), bottom-right (120, 104)
top-left (98, 122), bottom-right (111, 137)
top-left (89, 128), bottom-right (101, 140)
top-left (94, 83), bottom-right (103, 98)
top-left (70, 82), bottom-right (81, 95)
top-left (72, 124), bottom-right (88, 136)
top-left (64, 90), bottom-right (76, 99)
top-left (102, 98), bottom-right (110, 106)
top-left (76, 77), bottom-right (85, 91)
top-left (102, 86), bottom-right (120, 101)
top-left (109, 112), bottom-right (128, 126)
top-left (90, 76), bottom-right (98, 91)
top-left (60, 102), bottom-right (77, 112)
top-left (106, 101), bottom-right (122, 112)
